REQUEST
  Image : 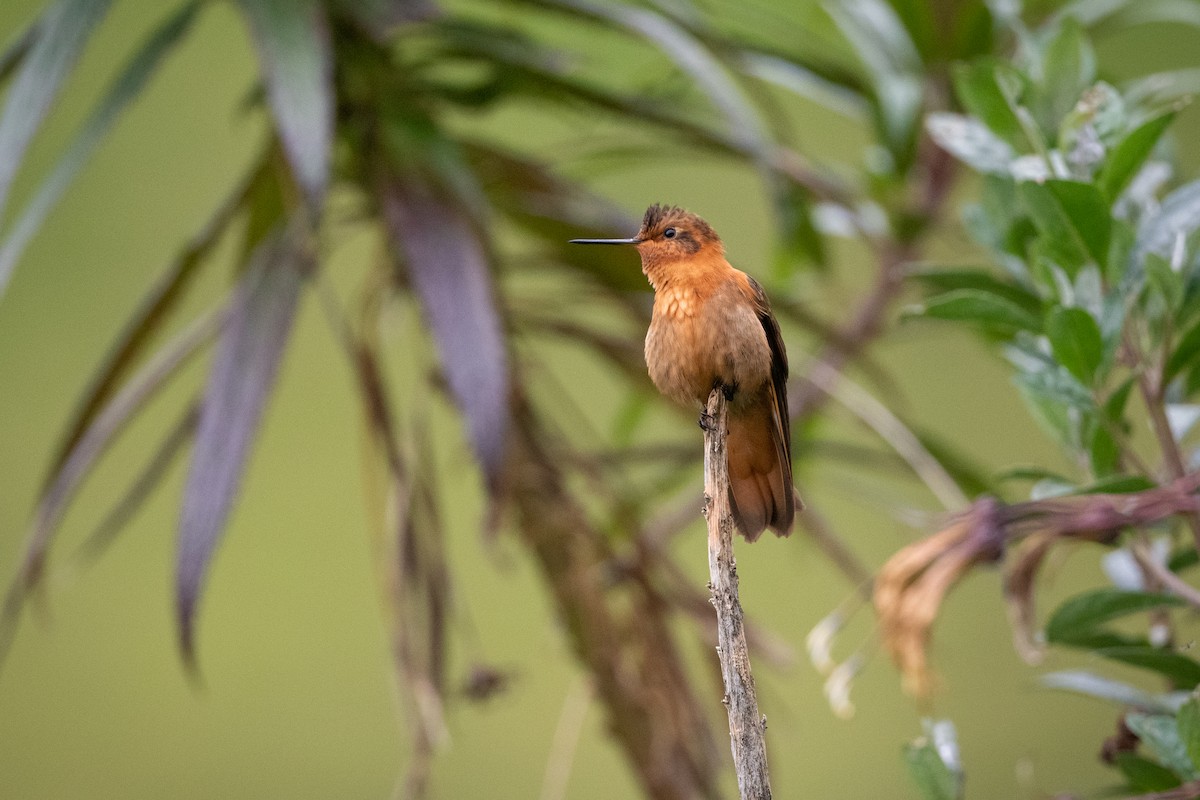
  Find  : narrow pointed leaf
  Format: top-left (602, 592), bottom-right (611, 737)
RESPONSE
top-left (909, 288), bottom-right (1042, 333)
top-left (926, 112), bottom-right (1016, 175)
top-left (176, 223), bottom-right (310, 662)
top-left (0, 0), bottom-right (112, 296)
top-left (1046, 588), bottom-right (1184, 645)
top-left (1098, 647), bottom-right (1200, 688)
top-left (1177, 695), bottom-right (1200, 771)
top-left (44, 156), bottom-right (263, 484)
top-left (1165, 319), bottom-right (1200, 385)
top-left (0, 19), bottom-right (36, 84)
top-left (1137, 180), bottom-right (1200, 262)
top-left (738, 51), bottom-right (869, 120)
top-left (1046, 306), bottom-right (1104, 385)
top-left (1113, 753), bottom-right (1184, 793)
top-left (237, 0), bottom-right (332, 210)
top-left (904, 733), bottom-right (961, 800)
top-left (909, 267), bottom-right (1042, 313)
top-left (1020, 180), bottom-right (1106, 274)
top-left (72, 402), bottom-right (199, 565)
top-left (548, 0), bottom-right (772, 165)
top-left (952, 60), bottom-right (1025, 146)
top-left (378, 178), bottom-right (509, 484)
top-left (330, 0), bottom-right (437, 36)
top-left (1099, 110), bottom-right (1176, 202)
top-left (1, 302), bottom-right (225, 645)
top-left (0, 1), bottom-right (202, 304)
top-left (827, 0), bottom-right (923, 155)
top-left (1040, 670), bottom-right (1185, 713)
top-left (1126, 712), bottom-right (1200, 780)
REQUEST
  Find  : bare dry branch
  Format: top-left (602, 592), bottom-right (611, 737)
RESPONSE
top-left (703, 388), bottom-right (773, 800)
top-left (877, 474), bottom-right (1200, 697)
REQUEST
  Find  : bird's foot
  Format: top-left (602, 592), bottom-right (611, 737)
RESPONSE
top-left (712, 379), bottom-right (737, 402)
top-left (698, 411), bottom-right (716, 431)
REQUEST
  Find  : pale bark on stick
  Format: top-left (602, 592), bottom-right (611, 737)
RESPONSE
top-left (702, 388), bottom-right (773, 800)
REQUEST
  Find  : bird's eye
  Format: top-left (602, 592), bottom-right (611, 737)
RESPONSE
top-left (663, 227), bottom-right (677, 239)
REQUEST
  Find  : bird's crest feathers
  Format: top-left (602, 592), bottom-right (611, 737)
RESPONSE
top-left (638, 204), bottom-right (720, 246)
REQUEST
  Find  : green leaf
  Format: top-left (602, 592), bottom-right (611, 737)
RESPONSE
top-left (1099, 110), bottom-right (1176, 202)
top-left (236, 0), bottom-right (333, 210)
top-left (1165, 319), bottom-right (1200, 385)
top-left (1076, 474), bottom-right (1156, 494)
top-left (909, 268), bottom-right (1042, 313)
top-left (1009, 342), bottom-right (1095, 411)
top-left (1046, 306), bottom-right (1104, 384)
top-left (1100, 648), bottom-right (1200, 688)
top-left (1040, 670), bottom-right (1184, 713)
top-left (1146, 252), bottom-right (1183, 313)
top-left (1169, 546), bottom-right (1199, 574)
top-left (925, 112), bottom-right (1016, 175)
top-left (1088, 423), bottom-right (1120, 477)
top-left (329, 0), bottom-right (434, 36)
top-left (827, 0), bottom-right (923, 160)
top-left (1047, 180), bottom-right (1112, 268)
top-left (997, 465), bottom-right (1073, 484)
top-left (740, 51), bottom-right (870, 121)
top-left (177, 221), bottom-right (311, 663)
top-left (0, 2), bottom-right (202, 296)
top-left (1019, 180), bottom-right (1110, 273)
top-left (910, 288), bottom-right (1042, 333)
top-left (773, 180), bottom-right (826, 273)
top-left (904, 732), bottom-right (961, 800)
top-left (564, 0), bottom-right (773, 167)
top-left (1177, 695), bottom-right (1200, 771)
top-left (1031, 17), bottom-right (1096, 133)
top-left (1046, 588), bottom-right (1184, 645)
top-left (0, 0), bottom-right (112, 298)
top-left (1113, 752), bottom-right (1183, 793)
top-left (2, 302), bottom-right (225, 654)
top-left (883, 0), bottom-right (935, 61)
top-left (1127, 712), bottom-right (1200, 780)
top-left (1137, 180), bottom-right (1200, 262)
top-left (952, 60), bottom-right (1025, 146)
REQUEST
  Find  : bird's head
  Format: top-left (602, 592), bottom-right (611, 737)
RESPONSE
top-left (570, 204), bottom-right (724, 286)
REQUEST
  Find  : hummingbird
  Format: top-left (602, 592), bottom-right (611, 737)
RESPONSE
top-left (571, 204), bottom-right (800, 540)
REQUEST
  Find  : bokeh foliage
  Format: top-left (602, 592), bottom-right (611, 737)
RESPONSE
top-left (4, 0), bottom-right (1200, 798)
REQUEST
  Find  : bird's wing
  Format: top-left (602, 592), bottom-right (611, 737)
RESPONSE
top-left (744, 275), bottom-right (792, 468)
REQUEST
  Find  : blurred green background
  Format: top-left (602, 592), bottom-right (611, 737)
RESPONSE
top-left (2, 1), bottom-right (1199, 798)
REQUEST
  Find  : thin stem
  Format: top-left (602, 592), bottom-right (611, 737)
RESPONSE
top-left (1135, 347), bottom-right (1200, 552)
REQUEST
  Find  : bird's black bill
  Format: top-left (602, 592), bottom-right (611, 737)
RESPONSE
top-left (568, 237), bottom-right (640, 245)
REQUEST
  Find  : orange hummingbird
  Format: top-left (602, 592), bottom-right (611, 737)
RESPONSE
top-left (572, 204), bottom-right (800, 540)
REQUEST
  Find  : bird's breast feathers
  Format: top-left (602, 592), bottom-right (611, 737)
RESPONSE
top-left (645, 272), bottom-right (772, 407)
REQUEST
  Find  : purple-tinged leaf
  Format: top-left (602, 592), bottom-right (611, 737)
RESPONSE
top-left (0, 0), bottom-right (112, 298)
top-left (44, 154), bottom-right (265, 486)
top-left (0, 305), bottom-right (225, 664)
top-left (0, 1), bottom-right (202, 292)
top-left (378, 178), bottom-right (510, 486)
top-left (176, 223), bottom-right (311, 662)
top-left (236, 0), bottom-right (333, 211)
top-left (21, 306), bottom-right (226, 587)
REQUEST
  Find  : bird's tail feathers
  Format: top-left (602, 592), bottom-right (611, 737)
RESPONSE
top-left (726, 399), bottom-right (796, 541)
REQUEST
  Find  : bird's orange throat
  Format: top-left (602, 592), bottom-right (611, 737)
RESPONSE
top-left (639, 247), bottom-right (730, 295)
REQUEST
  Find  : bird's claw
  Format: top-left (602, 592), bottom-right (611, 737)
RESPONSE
top-left (698, 411), bottom-right (716, 431)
